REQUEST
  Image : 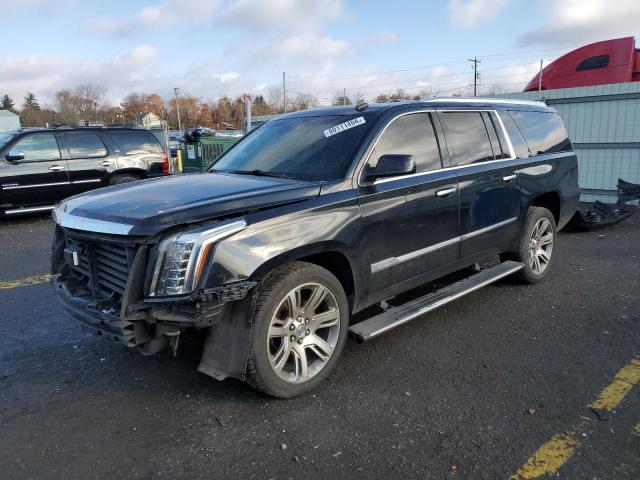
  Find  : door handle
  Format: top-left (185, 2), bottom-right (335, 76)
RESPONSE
top-left (48, 165), bottom-right (64, 172)
top-left (101, 160), bottom-right (114, 167)
top-left (502, 174), bottom-right (517, 183)
top-left (435, 187), bottom-right (457, 198)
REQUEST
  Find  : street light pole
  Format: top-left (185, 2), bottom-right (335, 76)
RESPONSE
top-left (173, 87), bottom-right (182, 131)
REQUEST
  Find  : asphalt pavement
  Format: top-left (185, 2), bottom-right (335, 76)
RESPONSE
top-left (0, 213), bottom-right (638, 479)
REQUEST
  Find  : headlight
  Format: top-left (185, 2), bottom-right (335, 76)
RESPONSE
top-left (149, 219), bottom-right (247, 297)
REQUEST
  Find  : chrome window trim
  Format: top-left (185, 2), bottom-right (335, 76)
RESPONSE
top-left (53, 209), bottom-right (134, 235)
top-left (356, 109), bottom-right (437, 188)
top-left (356, 108), bottom-right (517, 187)
top-left (370, 216), bottom-right (517, 273)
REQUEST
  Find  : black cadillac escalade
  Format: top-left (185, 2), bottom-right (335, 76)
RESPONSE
top-left (51, 99), bottom-right (579, 398)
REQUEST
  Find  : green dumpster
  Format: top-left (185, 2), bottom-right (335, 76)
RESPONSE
top-left (181, 136), bottom-right (239, 173)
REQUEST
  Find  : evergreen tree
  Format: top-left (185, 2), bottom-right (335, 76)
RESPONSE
top-left (23, 92), bottom-right (40, 111)
top-left (1, 94), bottom-right (15, 112)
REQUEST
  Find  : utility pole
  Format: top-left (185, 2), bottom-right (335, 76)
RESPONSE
top-left (537, 59), bottom-right (543, 101)
top-left (282, 72), bottom-right (287, 113)
top-left (468, 57), bottom-right (481, 96)
top-left (173, 87), bottom-right (182, 131)
top-left (343, 88), bottom-right (346, 105)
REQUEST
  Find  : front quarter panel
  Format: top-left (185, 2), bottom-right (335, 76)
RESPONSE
top-left (205, 187), bottom-right (367, 309)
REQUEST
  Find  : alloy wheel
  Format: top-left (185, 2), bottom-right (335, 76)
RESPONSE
top-left (529, 217), bottom-right (554, 275)
top-left (267, 282), bottom-right (341, 383)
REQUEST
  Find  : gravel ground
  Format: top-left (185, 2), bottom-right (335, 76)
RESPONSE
top-left (0, 213), bottom-right (638, 479)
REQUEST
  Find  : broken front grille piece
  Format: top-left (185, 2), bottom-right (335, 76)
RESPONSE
top-left (65, 234), bottom-right (137, 305)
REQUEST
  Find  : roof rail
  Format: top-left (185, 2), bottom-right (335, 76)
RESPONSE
top-left (428, 97), bottom-right (545, 107)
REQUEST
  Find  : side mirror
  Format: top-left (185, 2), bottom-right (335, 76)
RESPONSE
top-left (364, 154), bottom-right (415, 181)
top-left (5, 149), bottom-right (25, 163)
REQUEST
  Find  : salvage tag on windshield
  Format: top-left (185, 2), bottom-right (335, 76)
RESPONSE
top-left (324, 116), bottom-right (366, 138)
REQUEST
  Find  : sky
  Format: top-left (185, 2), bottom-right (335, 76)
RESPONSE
top-left (0, 0), bottom-right (639, 107)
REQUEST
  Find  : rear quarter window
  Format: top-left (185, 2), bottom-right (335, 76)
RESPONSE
top-left (508, 111), bottom-right (572, 155)
top-left (109, 131), bottom-right (163, 155)
top-left (497, 111), bottom-right (530, 158)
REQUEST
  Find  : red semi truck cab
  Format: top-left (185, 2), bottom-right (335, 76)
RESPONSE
top-left (524, 37), bottom-right (640, 92)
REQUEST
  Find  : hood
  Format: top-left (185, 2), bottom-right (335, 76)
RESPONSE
top-left (55, 173), bottom-right (321, 236)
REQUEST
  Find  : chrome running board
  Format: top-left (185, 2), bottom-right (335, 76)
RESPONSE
top-left (349, 261), bottom-right (524, 343)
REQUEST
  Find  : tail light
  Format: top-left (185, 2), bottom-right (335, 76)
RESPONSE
top-left (162, 151), bottom-right (170, 174)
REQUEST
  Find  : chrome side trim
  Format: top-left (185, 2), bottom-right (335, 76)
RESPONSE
top-left (53, 209), bottom-right (134, 235)
top-left (370, 216), bottom-right (518, 273)
top-left (459, 217), bottom-right (518, 241)
top-left (71, 179), bottom-right (102, 184)
top-left (3, 181), bottom-right (69, 190)
top-left (4, 205), bottom-right (55, 214)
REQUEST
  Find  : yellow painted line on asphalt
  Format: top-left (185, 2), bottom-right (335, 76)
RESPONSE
top-left (510, 431), bottom-right (579, 480)
top-left (634, 422), bottom-right (640, 435)
top-left (511, 354), bottom-right (640, 479)
top-left (0, 274), bottom-right (52, 290)
top-left (590, 356), bottom-right (640, 411)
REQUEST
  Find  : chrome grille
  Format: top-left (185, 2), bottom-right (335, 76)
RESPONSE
top-left (65, 235), bottom-right (135, 302)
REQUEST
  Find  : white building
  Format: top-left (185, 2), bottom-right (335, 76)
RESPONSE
top-left (0, 110), bottom-right (20, 132)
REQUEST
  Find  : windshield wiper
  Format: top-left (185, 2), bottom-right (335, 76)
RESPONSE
top-left (220, 169), bottom-right (288, 179)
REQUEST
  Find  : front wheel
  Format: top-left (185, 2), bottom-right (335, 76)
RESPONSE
top-left (246, 262), bottom-right (349, 398)
top-left (513, 206), bottom-right (557, 284)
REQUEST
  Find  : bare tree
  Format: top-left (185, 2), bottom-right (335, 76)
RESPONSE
top-left (74, 83), bottom-right (107, 123)
top-left (293, 92), bottom-right (319, 111)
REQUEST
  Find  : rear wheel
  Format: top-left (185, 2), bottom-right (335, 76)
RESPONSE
top-left (109, 174), bottom-right (141, 185)
top-left (513, 207), bottom-right (556, 284)
top-left (246, 262), bottom-right (349, 398)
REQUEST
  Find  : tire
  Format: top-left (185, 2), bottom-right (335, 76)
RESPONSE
top-left (513, 207), bottom-right (557, 284)
top-left (109, 174), bottom-right (141, 185)
top-left (246, 261), bottom-right (349, 398)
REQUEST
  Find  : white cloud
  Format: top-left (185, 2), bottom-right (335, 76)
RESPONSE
top-left (448, 0), bottom-right (509, 27)
top-left (213, 72), bottom-right (240, 83)
top-left (518, 0), bottom-right (640, 47)
top-left (86, 0), bottom-right (221, 35)
top-left (375, 30), bottom-right (400, 44)
top-left (224, 0), bottom-right (344, 31)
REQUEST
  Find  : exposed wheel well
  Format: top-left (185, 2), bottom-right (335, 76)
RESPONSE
top-left (108, 169), bottom-right (146, 182)
top-left (298, 252), bottom-right (355, 313)
top-left (530, 192), bottom-right (560, 225)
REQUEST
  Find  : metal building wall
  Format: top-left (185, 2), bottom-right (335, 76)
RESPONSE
top-left (0, 110), bottom-right (20, 132)
top-left (498, 82), bottom-right (640, 202)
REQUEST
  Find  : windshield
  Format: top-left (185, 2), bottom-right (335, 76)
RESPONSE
top-left (212, 115), bottom-right (371, 181)
top-left (0, 131), bottom-right (18, 149)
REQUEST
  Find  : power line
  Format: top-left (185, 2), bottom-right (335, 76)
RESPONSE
top-left (287, 46), bottom-right (567, 82)
top-left (287, 61), bottom-right (537, 98)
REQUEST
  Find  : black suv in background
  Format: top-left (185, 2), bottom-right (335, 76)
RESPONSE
top-left (0, 126), bottom-right (169, 216)
top-left (51, 99), bottom-right (579, 397)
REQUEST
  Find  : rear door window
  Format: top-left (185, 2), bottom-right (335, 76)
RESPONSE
top-left (65, 132), bottom-right (108, 159)
top-left (497, 111), bottom-right (530, 158)
top-left (440, 111), bottom-right (494, 166)
top-left (109, 131), bottom-right (163, 154)
top-left (371, 113), bottom-right (442, 173)
top-left (12, 134), bottom-right (61, 161)
top-left (508, 111), bottom-right (572, 155)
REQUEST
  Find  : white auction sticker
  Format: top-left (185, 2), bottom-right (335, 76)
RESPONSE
top-left (324, 116), bottom-right (366, 138)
